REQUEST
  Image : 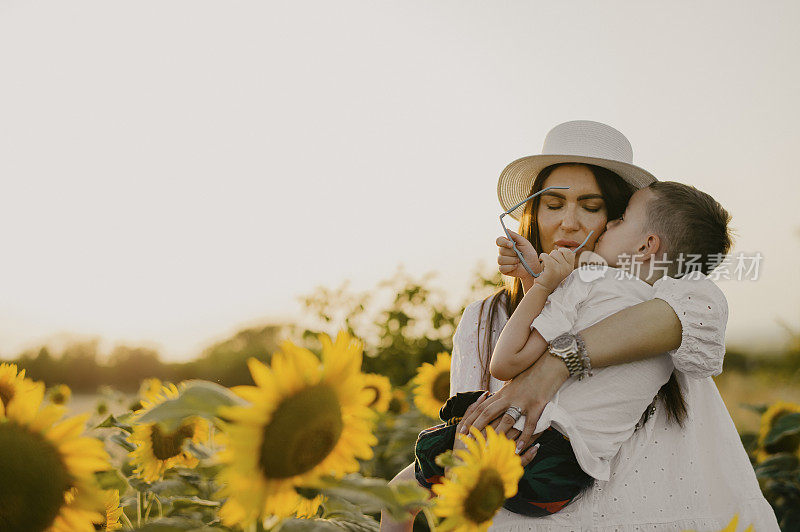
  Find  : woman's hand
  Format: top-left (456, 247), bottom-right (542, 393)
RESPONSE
top-left (455, 353), bottom-right (569, 466)
top-left (497, 230), bottom-right (541, 283)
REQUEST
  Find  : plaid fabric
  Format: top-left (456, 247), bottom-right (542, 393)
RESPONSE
top-left (414, 391), bottom-right (593, 517)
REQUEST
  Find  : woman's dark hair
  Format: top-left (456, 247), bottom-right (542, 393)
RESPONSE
top-left (475, 163), bottom-right (689, 427)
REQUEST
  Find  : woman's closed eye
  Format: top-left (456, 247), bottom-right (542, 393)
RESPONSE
top-left (545, 203), bottom-right (602, 213)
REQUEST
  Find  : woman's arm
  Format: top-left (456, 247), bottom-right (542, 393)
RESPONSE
top-left (490, 285), bottom-right (551, 381)
top-left (579, 298), bottom-right (682, 365)
top-left (457, 298), bottom-right (684, 465)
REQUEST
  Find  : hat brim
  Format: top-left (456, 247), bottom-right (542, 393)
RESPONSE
top-left (497, 154), bottom-right (657, 221)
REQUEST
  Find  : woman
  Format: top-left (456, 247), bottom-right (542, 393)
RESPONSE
top-left (450, 121), bottom-right (779, 530)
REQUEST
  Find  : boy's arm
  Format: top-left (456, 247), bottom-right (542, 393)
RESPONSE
top-left (490, 284), bottom-right (552, 381)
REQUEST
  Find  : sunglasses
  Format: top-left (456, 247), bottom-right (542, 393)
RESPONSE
top-left (499, 186), bottom-right (595, 278)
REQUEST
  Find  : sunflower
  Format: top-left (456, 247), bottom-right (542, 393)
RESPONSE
top-left (216, 330), bottom-right (377, 527)
top-left (127, 378), bottom-right (164, 411)
top-left (293, 494), bottom-right (326, 518)
top-left (363, 373), bottom-right (392, 414)
top-left (94, 489), bottom-right (123, 531)
top-left (128, 383), bottom-right (211, 482)
top-left (138, 378), bottom-right (163, 403)
top-left (388, 389), bottom-right (410, 415)
top-left (0, 362), bottom-right (40, 415)
top-left (0, 376), bottom-right (111, 532)
top-left (413, 352), bottom-right (452, 418)
top-left (48, 384), bottom-right (72, 405)
top-left (432, 426), bottom-right (523, 532)
top-left (755, 400), bottom-right (800, 462)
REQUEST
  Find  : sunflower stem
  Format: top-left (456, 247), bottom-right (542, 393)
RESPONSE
top-left (422, 505), bottom-right (438, 531)
top-left (136, 491), bottom-right (142, 527)
top-left (143, 492), bottom-right (154, 521)
top-left (120, 511), bottom-right (135, 530)
top-left (156, 494), bottom-right (163, 518)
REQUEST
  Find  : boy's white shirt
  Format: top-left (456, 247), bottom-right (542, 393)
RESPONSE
top-left (511, 265), bottom-right (673, 481)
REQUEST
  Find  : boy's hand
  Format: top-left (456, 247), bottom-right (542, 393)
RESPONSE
top-left (536, 248), bottom-right (576, 293)
top-left (497, 230), bottom-right (541, 282)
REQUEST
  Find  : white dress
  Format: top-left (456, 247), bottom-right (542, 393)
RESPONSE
top-left (450, 272), bottom-right (780, 531)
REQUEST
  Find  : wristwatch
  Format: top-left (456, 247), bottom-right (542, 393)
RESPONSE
top-left (547, 333), bottom-right (591, 379)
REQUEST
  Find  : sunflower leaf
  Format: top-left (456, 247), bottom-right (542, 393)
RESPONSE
top-left (755, 453), bottom-right (800, 479)
top-left (110, 432), bottom-right (136, 452)
top-left (148, 478), bottom-right (199, 497)
top-left (136, 380), bottom-right (247, 431)
top-left (434, 450), bottom-right (459, 468)
top-left (95, 469), bottom-right (129, 492)
top-left (740, 432), bottom-right (759, 455)
top-left (765, 412), bottom-right (800, 446)
top-left (132, 515), bottom-right (220, 530)
top-left (162, 496), bottom-right (221, 509)
top-left (276, 516), bottom-right (378, 531)
top-left (128, 476), bottom-right (154, 493)
top-left (96, 413), bottom-right (134, 433)
top-left (299, 474), bottom-right (430, 522)
top-left (320, 495), bottom-right (364, 517)
top-left (186, 441), bottom-right (214, 459)
top-left (740, 403), bottom-right (769, 415)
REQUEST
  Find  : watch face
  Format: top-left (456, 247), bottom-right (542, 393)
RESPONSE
top-left (551, 335), bottom-right (575, 351)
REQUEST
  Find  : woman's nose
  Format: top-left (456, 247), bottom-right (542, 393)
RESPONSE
top-left (560, 208), bottom-right (580, 230)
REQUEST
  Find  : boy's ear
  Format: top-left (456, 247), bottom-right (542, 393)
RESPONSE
top-left (637, 233), bottom-right (662, 259)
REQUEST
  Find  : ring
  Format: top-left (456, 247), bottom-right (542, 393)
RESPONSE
top-left (504, 406), bottom-right (523, 423)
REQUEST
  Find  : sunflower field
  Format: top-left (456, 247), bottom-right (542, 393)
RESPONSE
top-left (0, 330), bottom-right (523, 531)
top-left (2, 267), bottom-right (800, 531)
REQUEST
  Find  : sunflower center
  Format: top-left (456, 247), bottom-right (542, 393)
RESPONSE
top-left (432, 371), bottom-right (451, 403)
top-left (0, 381), bottom-right (14, 407)
top-left (51, 392), bottom-right (67, 405)
top-left (364, 385), bottom-right (381, 408)
top-left (463, 468), bottom-right (506, 524)
top-left (150, 424), bottom-right (194, 460)
top-left (259, 384), bottom-right (343, 480)
top-left (0, 422), bottom-right (71, 532)
top-left (388, 396), bottom-right (402, 413)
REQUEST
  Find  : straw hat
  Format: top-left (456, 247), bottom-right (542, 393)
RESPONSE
top-left (497, 120), bottom-right (657, 220)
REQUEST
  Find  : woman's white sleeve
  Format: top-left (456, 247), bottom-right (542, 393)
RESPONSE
top-left (449, 300), bottom-right (484, 394)
top-left (530, 270), bottom-right (590, 342)
top-left (652, 271), bottom-right (728, 378)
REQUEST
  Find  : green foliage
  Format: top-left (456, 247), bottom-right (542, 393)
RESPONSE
top-left (744, 405), bottom-right (800, 529)
top-left (298, 473), bottom-right (432, 523)
top-left (764, 413), bottom-right (800, 447)
top-left (134, 381), bottom-right (246, 431)
top-left (723, 320), bottom-right (800, 376)
top-left (189, 325), bottom-right (285, 386)
top-left (293, 265), bottom-right (502, 388)
top-left (359, 406), bottom-right (431, 480)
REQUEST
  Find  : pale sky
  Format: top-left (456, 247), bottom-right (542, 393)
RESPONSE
top-left (1, 1), bottom-right (798, 361)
